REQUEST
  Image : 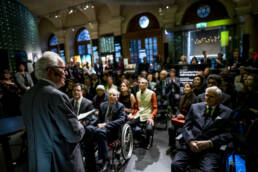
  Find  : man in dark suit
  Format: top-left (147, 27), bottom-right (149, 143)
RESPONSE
top-left (138, 57), bottom-right (150, 74)
top-left (171, 86), bottom-right (233, 172)
top-left (94, 58), bottom-right (103, 76)
top-left (155, 70), bottom-right (169, 112)
top-left (197, 74), bottom-right (232, 108)
top-left (70, 83), bottom-right (94, 117)
top-left (84, 88), bottom-right (126, 172)
top-left (20, 51), bottom-right (85, 172)
top-left (200, 50), bottom-right (212, 67)
top-left (167, 68), bottom-right (181, 112)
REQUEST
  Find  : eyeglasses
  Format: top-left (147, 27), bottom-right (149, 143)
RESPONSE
top-left (49, 66), bottom-right (66, 71)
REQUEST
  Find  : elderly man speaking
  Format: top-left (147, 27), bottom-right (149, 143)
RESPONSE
top-left (20, 52), bottom-right (85, 172)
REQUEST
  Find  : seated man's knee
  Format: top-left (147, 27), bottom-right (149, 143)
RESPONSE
top-left (171, 160), bottom-right (184, 172)
top-left (146, 124), bottom-right (153, 135)
top-left (96, 127), bottom-right (107, 137)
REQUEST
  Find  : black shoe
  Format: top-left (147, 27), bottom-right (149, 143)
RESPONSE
top-left (100, 160), bottom-right (109, 172)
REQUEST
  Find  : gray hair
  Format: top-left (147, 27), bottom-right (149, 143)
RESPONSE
top-left (35, 51), bottom-right (63, 79)
top-left (205, 86), bottom-right (222, 97)
top-left (108, 88), bottom-right (120, 96)
top-left (140, 78), bottom-right (148, 84)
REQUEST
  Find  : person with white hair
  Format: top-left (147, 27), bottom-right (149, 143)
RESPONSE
top-left (84, 88), bottom-right (126, 172)
top-left (20, 51), bottom-right (85, 172)
top-left (171, 86), bottom-right (233, 172)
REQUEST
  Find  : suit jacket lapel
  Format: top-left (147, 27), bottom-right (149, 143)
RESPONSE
top-left (195, 103), bottom-right (207, 129)
top-left (204, 105), bottom-right (220, 129)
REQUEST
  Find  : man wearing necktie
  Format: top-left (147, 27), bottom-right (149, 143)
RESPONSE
top-left (171, 86), bottom-right (233, 172)
top-left (70, 83), bottom-right (95, 156)
top-left (84, 88), bottom-right (126, 172)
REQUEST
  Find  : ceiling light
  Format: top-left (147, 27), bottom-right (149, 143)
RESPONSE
top-left (166, 6), bottom-right (170, 9)
top-left (91, 5), bottom-right (94, 9)
top-left (68, 9), bottom-right (74, 14)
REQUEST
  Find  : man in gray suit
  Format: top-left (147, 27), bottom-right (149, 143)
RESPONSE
top-left (171, 86), bottom-right (233, 172)
top-left (20, 51), bottom-right (85, 172)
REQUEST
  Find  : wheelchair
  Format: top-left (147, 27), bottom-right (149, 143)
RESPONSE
top-left (81, 112), bottom-right (134, 172)
top-left (107, 123), bottom-right (134, 172)
top-left (133, 121), bottom-right (155, 149)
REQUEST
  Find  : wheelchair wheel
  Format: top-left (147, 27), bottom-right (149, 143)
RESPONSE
top-left (121, 124), bottom-right (133, 160)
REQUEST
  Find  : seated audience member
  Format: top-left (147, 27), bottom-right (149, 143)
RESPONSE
top-left (70, 83), bottom-right (95, 121)
top-left (0, 70), bottom-right (21, 116)
top-left (91, 73), bottom-right (100, 91)
top-left (119, 80), bottom-right (136, 115)
top-left (178, 55), bottom-right (187, 65)
top-left (234, 66), bottom-right (247, 93)
top-left (215, 52), bottom-right (225, 68)
top-left (65, 79), bottom-right (74, 98)
top-left (203, 67), bottom-right (210, 87)
top-left (171, 86), bottom-right (233, 172)
top-left (127, 78), bottom-right (158, 149)
top-left (155, 70), bottom-right (169, 112)
top-left (228, 50), bottom-right (243, 69)
top-left (105, 76), bottom-right (117, 92)
top-left (15, 63), bottom-right (34, 94)
top-left (147, 73), bottom-right (156, 91)
top-left (193, 75), bottom-right (205, 96)
top-left (154, 71), bottom-right (160, 84)
top-left (190, 57), bottom-right (198, 64)
top-left (131, 76), bottom-right (141, 96)
top-left (236, 73), bottom-right (258, 133)
top-left (168, 83), bottom-right (197, 152)
top-left (84, 88), bottom-right (126, 172)
top-left (140, 70), bottom-right (148, 79)
top-left (20, 51), bottom-right (85, 172)
top-left (93, 85), bottom-right (108, 110)
top-left (81, 75), bottom-right (94, 100)
top-left (139, 57), bottom-right (150, 73)
top-left (167, 68), bottom-right (181, 112)
top-left (70, 83), bottom-right (95, 156)
top-left (197, 74), bottom-right (232, 108)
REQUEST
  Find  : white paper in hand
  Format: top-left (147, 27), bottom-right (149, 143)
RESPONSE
top-left (77, 109), bottom-right (96, 120)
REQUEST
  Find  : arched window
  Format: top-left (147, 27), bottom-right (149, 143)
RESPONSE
top-left (125, 13), bottom-right (161, 68)
top-left (75, 28), bottom-right (91, 55)
top-left (48, 34), bottom-right (59, 53)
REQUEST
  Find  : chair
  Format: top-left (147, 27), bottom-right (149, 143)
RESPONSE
top-left (134, 121), bottom-right (155, 149)
top-left (155, 107), bottom-right (169, 129)
top-left (107, 124), bottom-right (134, 172)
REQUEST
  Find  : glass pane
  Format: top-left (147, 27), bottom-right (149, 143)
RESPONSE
top-left (87, 44), bottom-right (92, 54)
top-left (78, 45), bottom-right (85, 55)
top-left (49, 35), bottom-right (58, 46)
top-left (77, 29), bottom-right (91, 42)
top-left (50, 48), bottom-right (57, 53)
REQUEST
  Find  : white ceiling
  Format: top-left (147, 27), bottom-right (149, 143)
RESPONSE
top-left (18, 0), bottom-right (176, 16)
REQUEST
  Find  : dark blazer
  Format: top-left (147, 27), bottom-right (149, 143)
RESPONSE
top-left (94, 63), bottom-right (103, 75)
top-left (183, 102), bottom-right (233, 150)
top-left (98, 101), bottom-right (126, 130)
top-left (155, 79), bottom-right (171, 100)
top-left (20, 79), bottom-right (85, 172)
top-left (197, 92), bottom-right (232, 108)
top-left (70, 97), bottom-right (94, 115)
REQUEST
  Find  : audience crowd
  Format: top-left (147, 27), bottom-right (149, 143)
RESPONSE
top-left (0, 50), bottom-right (258, 172)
